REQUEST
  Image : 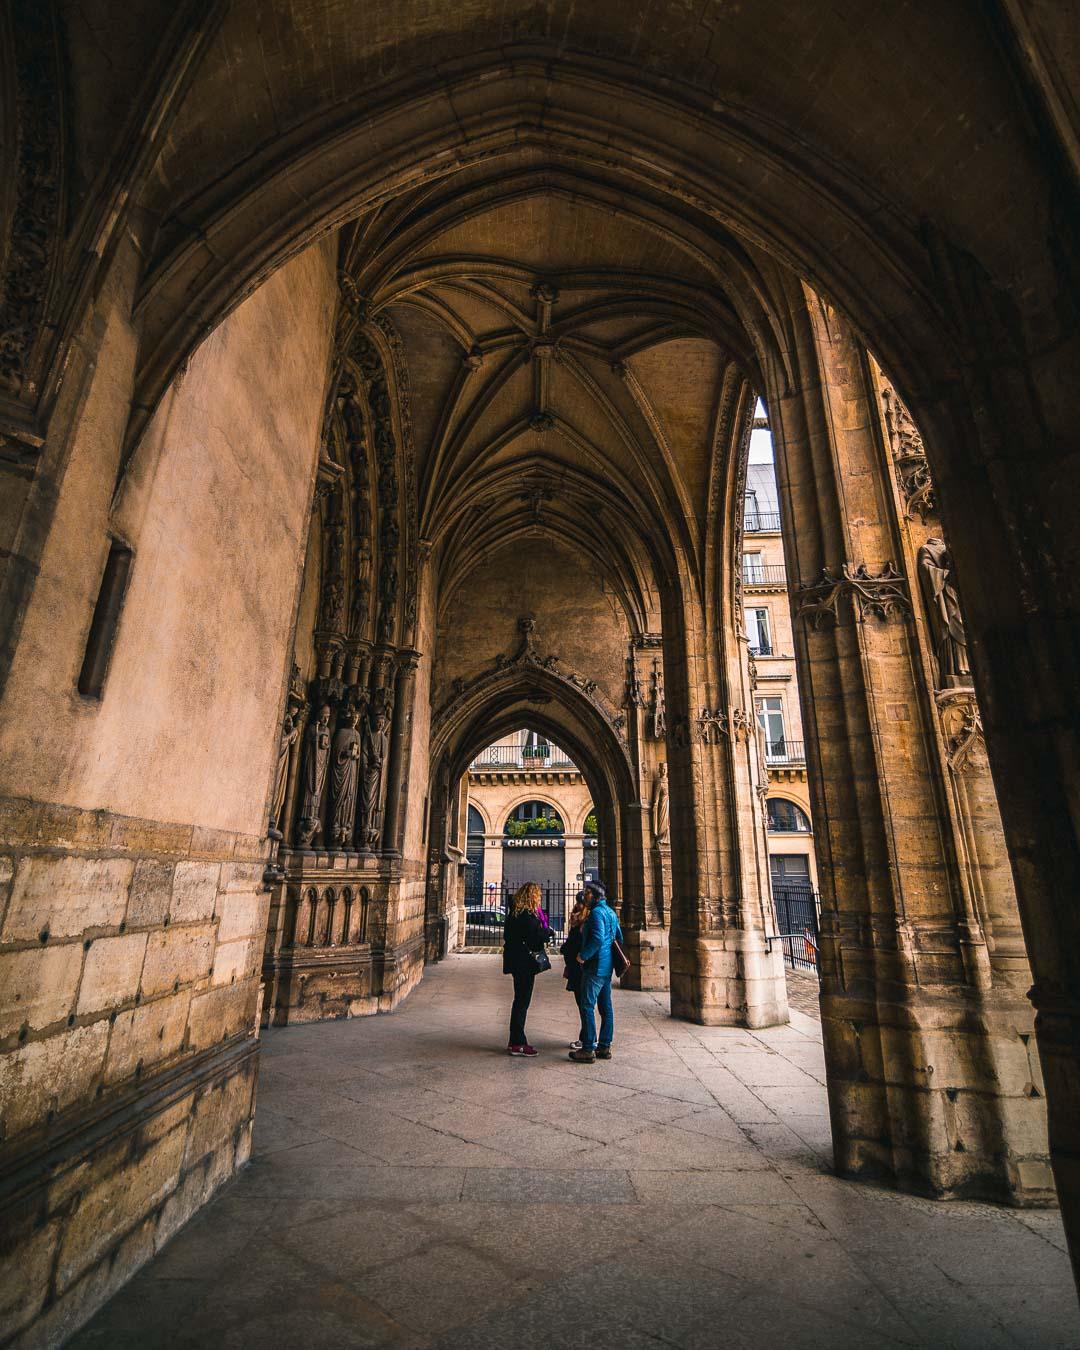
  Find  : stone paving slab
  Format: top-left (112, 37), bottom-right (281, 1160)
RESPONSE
top-left (72, 954), bottom-right (1078, 1349)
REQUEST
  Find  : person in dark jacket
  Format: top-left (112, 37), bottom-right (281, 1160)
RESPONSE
top-left (560, 897), bottom-right (590, 1050)
top-left (502, 881), bottom-right (551, 1056)
top-left (569, 884), bottom-right (623, 1064)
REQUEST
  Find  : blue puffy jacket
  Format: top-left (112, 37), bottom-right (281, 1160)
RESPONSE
top-left (578, 897), bottom-right (623, 978)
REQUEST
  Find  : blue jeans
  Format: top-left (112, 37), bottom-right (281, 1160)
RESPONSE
top-left (580, 971), bottom-right (613, 1051)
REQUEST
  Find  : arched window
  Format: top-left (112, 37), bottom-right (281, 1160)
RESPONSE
top-left (504, 801), bottom-right (564, 836)
top-left (767, 798), bottom-right (811, 833)
top-left (467, 804), bottom-right (485, 836)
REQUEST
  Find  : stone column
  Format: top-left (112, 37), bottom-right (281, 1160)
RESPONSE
top-left (663, 604), bottom-right (788, 1028)
top-left (563, 834), bottom-right (585, 892)
top-left (381, 647), bottom-right (420, 856)
top-left (769, 288), bottom-right (1050, 1203)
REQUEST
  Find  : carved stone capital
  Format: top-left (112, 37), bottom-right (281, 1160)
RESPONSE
top-left (796, 562), bottom-right (911, 628)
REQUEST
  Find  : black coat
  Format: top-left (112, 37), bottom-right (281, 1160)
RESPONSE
top-left (502, 909), bottom-right (550, 976)
top-left (561, 925), bottom-right (584, 991)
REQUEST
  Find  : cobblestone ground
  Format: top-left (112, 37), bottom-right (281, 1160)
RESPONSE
top-left (784, 967), bottom-right (822, 1019)
top-left (75, 954), bottom-right (1076, 1349)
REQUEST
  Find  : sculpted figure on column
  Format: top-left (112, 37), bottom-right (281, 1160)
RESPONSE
top-left (917, 537), bottom-right (972, 687)
top-left (270, 709), bottom-right (300, 835)
top-left (359, 689), bottom-right (393, 850)
top-left (297, 705), bottom-right (332, 846)
top-left (652, 762), bottom-right (670, 844)
top-left (330, 710), bottom-right (362, 847)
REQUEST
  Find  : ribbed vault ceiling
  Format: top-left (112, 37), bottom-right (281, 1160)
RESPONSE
top-left (348, 161), bottom-right (772, 627)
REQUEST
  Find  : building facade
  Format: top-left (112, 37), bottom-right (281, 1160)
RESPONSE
top-left (742, 414), bottom-right (819, 905)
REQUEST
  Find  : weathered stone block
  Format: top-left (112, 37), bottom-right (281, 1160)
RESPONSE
top-left (126, 859), bottom-right (174, 928)
top-left (0, 943), bottom-right (84, 1039)
top-left (0, 1022), bottom-right (109, 1139)
top-left (2, 857), bottom-right (134, 942)
top-left (0, 1220), bottom-right (59, 1340)
top-left (183, 1065), bottom-right (254, 1169)
top-left (215, 890), bottom-right (263, 944)
top-left (77, 933), bottom-right (149, 1015)
top-left (186, 983), bottom-right (250, 1050)
top-left (140, 924), bottom-right (214, 998)
top-left (104, 990), bottom-right (191, 1084)
top-left (55, 1127), bottom-right (186, 1293)
top-left (169, 862), bottom-right (220, 923)
top-left (210, 937), bottom-right (256, 987)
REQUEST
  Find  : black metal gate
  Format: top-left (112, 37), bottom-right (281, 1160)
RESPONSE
top-left (462, 882), bottom-right (578, 949)
top-left (772, 883), bottom-right (820, 972)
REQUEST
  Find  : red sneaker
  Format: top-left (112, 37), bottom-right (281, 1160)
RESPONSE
top-left (521, 1044), bottom-right (539, 1056)
top-left (508, 1044), bottom-right (526, 1055)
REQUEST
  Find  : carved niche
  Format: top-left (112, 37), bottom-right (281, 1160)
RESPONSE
top-left (880, 380), bottom-right (936, 522)
top-left (936, 689), bottom-right (986, 774)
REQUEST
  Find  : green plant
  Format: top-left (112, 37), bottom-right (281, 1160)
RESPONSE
top-left (583, 812), bottom-right (598, 836)
top-left (525, 813), bottom-right (563, 833)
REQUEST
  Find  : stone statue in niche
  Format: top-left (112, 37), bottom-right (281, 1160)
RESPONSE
top-left (270, 709), bottom-right (300, 836)
top-left (652, 763), bottom-right (670, 845)
top-left (297, 705), bottom-right (332, 846)
top-left (917, 537), bottom-right (971, 688)
top-left (359, 689), bottom-right (393, 850)
top-left (330, 710), bottom-right (362, 847)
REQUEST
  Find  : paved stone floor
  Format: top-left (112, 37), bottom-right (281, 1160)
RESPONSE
top-left (74, 955), bottom-right (1077, 1349)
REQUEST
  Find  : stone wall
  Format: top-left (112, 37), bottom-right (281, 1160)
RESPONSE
top-left (435, 539), bottom-right (630, 711)
top-left (0, 237), bottom-right (338, 1344)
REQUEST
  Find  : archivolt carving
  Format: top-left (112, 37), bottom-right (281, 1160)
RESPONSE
top-left (796, 562), bottom-right (911, 628)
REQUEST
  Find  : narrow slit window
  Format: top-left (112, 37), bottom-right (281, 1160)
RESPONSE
top-left (78, 541), bottom-right (133, 699)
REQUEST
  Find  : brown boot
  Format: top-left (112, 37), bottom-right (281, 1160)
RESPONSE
top-left (568, 1048), bottom-right (595, 1063)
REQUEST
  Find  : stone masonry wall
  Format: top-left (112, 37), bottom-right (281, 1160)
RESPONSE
top-left (0, 236), bottom-right (339, 1344)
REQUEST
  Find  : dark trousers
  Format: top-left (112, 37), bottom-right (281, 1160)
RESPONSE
top-left (509, 969), bottom-right (536, 1045)
top-left (573, 985), bottom-right (588, 1041)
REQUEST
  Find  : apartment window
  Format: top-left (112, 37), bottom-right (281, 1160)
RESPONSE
top-left (756, 696), bottom-right (786, 755)
top-left (747, 607), bottom-right (772, 656)
top-left (743, 551), bottom-right (764, 583)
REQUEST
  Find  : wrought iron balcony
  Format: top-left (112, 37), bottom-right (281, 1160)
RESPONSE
top-left (743, 511), bottom-right (782, 532)
top-left (470, 742), bottom-right (577, 770)
top-left (743, 563), bottom-right (787, 587)
top-left (763, 738), bottom-right (805, 766)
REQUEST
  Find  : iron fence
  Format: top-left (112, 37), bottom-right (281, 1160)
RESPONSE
top-left (462, 881), bottom-right (579, 948)
top-left (772, 883), bottom-right (820, 972)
